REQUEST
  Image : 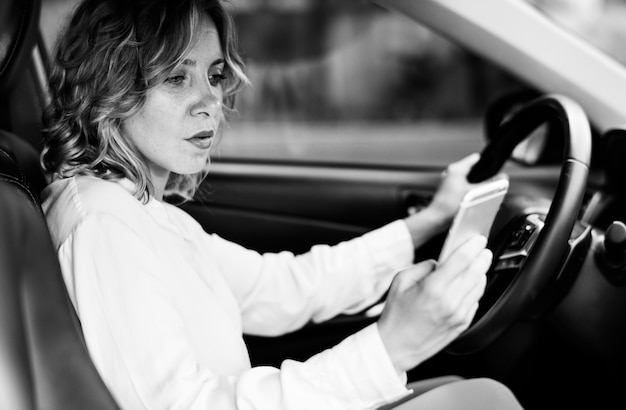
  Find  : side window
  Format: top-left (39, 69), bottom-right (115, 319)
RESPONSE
top-left (38, 1), bottom-right (527, 168)
top-left (219, 1), bottom-right (525, 166)
top-left (44, 0), bottom-right (624, 168)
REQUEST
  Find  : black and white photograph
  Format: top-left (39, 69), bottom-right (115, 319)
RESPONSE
top-left (1, 0), bottom-right (625, 408)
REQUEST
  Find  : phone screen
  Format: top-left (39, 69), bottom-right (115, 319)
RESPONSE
top-left (438, 178), bottom-right (509, 262)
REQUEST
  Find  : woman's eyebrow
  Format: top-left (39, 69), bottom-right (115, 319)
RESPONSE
top-left (181, 58), bottom-right (225, 67)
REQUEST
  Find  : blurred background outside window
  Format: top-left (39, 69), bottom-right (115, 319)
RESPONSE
top-left (40, 0), bottom-right (626, 166)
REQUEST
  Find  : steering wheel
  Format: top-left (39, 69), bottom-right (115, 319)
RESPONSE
top-left (446, 94), bottom-right (591, 354)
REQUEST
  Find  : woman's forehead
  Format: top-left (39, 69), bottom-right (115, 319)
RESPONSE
top-left (194, 15), bottom-right (220, 44)
top-left (187, 15), bottom-right (223, 59)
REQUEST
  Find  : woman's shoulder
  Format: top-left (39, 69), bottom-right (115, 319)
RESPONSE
top-left (42, 176), bottom-right (146, 245)
top-left (161, 200), bottom-right (212, 239)
top-left (43, 175), bottom-right (140, 213)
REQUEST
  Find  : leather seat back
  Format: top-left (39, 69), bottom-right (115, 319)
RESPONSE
top-left (0, 0), bottom-right (120, 407)
top-left (0, 150), bottom-right (120, 409)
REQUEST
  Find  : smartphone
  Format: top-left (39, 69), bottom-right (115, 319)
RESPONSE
top-left (438, 178), bottom-right (509, 262)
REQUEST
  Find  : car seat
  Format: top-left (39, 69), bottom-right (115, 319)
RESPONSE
top-left (0, 0), bottom-right (120, 408)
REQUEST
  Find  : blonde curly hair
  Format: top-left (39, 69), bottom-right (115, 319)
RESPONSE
top-left (41, 0), bottom-right (249, 203)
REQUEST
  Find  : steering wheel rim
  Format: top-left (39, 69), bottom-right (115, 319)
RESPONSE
top-left (446, 94), bottom-right (591, 355)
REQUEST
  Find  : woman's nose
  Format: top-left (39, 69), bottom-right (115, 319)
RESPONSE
top-left (191, 87), bottom-right (222, 118)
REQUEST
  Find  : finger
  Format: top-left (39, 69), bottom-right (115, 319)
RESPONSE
top-left (449, 152), bottom-right (480, 174)
top-left (390, 259), bottom-right (437, 293)
top-left (445, 288), bottom-right (484, 333)
top-left (458, 301), bottom-right (481, 332)
top-left (441, 153), bottom-right (479, 179)
top-left (467, 273), bottom-right (488, 307)
top-left (452, 248), bottom-right (492, 302)
top-left (445, 249), bottom-right (491, 318)
top-left (434, 236), bottom-right (488, 285)
top-left (460, 254), bottom-right (490, 305)
top-left (452, 263), bottom-right (489, 330)
top-left (460, 248), bottom-right (493, 286)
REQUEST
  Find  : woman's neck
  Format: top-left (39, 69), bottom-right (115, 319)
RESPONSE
top-left (149, 169), bottom-right (169, 202)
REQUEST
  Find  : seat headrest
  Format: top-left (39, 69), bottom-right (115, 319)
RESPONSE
top-left (0, 0), bottom-right (42, 96)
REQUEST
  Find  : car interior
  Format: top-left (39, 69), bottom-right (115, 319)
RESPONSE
top-left (2, 0), bottom-right (626, 409)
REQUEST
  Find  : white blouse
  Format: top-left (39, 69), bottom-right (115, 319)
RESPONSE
top-left (42, 176), bottom-right (415, 410)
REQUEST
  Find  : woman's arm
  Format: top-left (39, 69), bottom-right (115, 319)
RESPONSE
top-left (206, 220), bottom-right (414, 336)
top-left (206, 153), bottom-right (482, 336)
top-left (61, 214), bottom-right (412, 410)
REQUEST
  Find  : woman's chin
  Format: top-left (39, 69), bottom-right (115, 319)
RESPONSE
top-left (174, 156), bottom-right (211, 175)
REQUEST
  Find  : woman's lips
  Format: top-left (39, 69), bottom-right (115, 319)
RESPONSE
top-left (187, 130), bottom-right (213, 150)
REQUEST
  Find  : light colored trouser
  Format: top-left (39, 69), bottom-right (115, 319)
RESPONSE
top-left (378, 376), bottom-right (524, 410)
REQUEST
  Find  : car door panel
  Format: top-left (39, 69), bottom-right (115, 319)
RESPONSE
top-left (182, 162), bottom-right (442, 253)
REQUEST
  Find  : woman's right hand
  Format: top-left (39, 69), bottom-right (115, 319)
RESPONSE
top-left (377, 235), bottom-right (492, 374)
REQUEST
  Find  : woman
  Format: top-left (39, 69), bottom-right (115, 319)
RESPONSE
top-left (40, 0), bottom-right (523, 409)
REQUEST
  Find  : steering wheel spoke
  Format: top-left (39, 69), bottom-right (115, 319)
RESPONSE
top-left (495, 213), bottom-right (544, 272)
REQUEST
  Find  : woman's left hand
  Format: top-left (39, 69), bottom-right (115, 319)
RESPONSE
top-left (428, 152), bottom-right (481, 224)
top-left (403, 153), bottom-right (483, 249)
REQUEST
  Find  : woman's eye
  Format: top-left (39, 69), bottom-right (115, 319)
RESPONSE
top-left (165, 75), bottom-right (185, 85)
top-left (208, 72), bottom-right (227, 87)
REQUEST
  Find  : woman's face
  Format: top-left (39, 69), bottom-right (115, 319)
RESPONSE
top-left (122, 15), bottom-right (225, 191)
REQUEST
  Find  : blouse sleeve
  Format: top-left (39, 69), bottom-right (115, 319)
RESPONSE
top-left (202, 220), bottom-right (414, 336)
top-left (59, 214), bottom-right (411, 410)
